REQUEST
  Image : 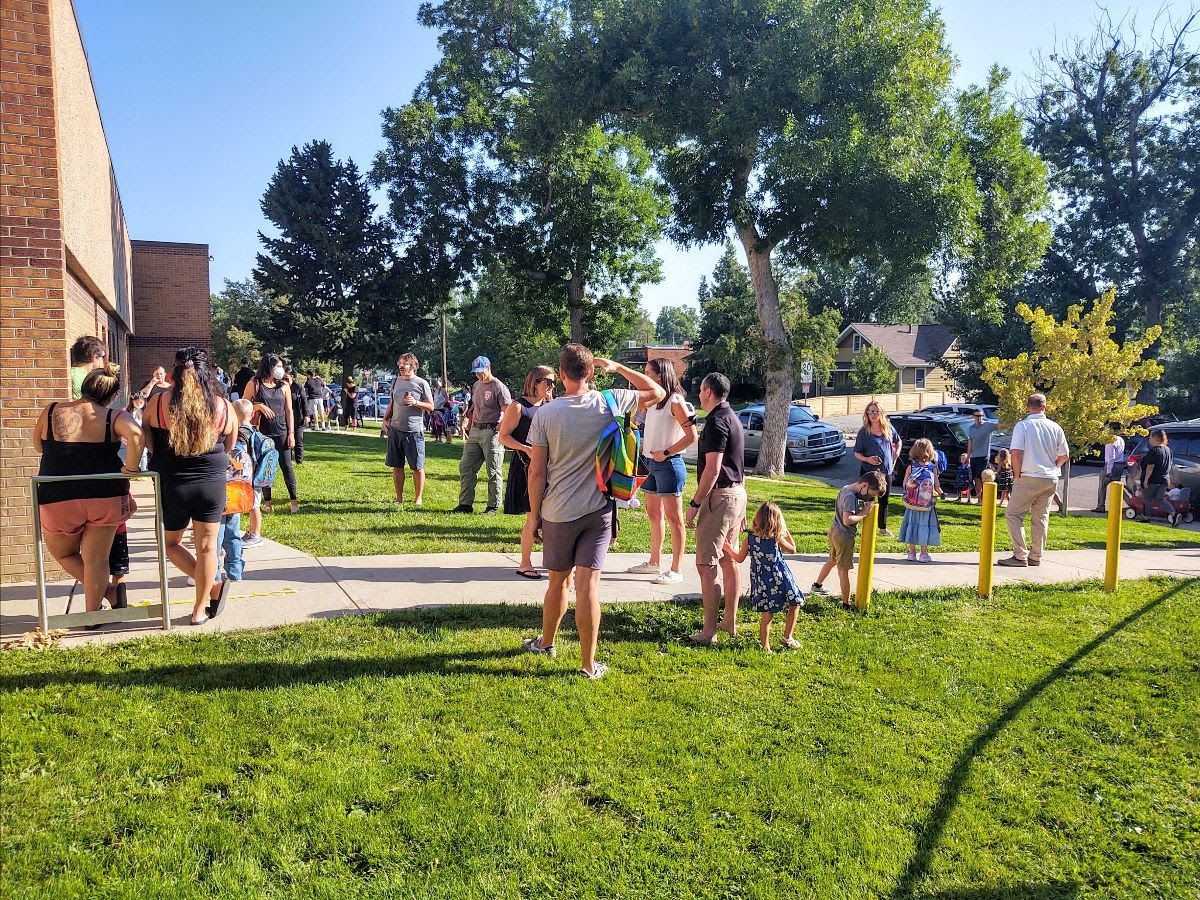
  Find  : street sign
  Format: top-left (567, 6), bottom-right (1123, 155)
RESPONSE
top-left (800, 354), bottom-right (813, 395)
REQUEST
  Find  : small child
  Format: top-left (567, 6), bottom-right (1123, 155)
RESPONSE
top-left (899, 437), bottom-right (942, 563)
top-left (994, 448), bottom-right (1014, 507)
top-left (811, 471), bottom-right (888, 609)
top-left (722, 501), bottom-right (805, 652)
top-left (234, 399), bottom-right (267, 548)
top-left (954, 453), bottom-right (973, 502)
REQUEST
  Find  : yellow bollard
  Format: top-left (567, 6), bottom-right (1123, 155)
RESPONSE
top-left (1104, 479), bottom-right (1123, 593)
top-left (977, 481), bottom-right (997, 599)
top-left (855, 502), bottom-right (878, 613)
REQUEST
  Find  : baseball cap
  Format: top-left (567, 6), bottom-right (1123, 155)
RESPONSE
top-left (471, 356), bottom-right (491, 373)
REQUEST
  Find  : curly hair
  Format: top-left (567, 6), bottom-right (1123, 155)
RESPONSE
top-left (167, 348), bottom-right (220, 456)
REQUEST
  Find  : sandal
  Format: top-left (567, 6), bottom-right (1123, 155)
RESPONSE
top-left (516, 569), bottom-right (543, 579)
top-left (207, 579), bottom-right (231, 619)
top-left (189, 614), bottom-right (210, 626)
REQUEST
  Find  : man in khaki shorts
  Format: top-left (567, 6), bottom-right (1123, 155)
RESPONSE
top-left (686, 373), bottom-right (747, 645)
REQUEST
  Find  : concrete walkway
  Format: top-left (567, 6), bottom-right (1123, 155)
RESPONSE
top-left (3, 533), bottom-right (1198, 648)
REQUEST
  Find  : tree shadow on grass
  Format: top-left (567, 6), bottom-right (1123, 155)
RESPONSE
top-left (911, 882), bottom-right (1078, 899)
top-left (889, 578), bottom-right (1195, 899)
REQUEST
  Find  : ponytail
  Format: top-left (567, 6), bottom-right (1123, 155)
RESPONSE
top-left (168, 361), bottom-right (219, 456)
top-left (80, 362), bottom-right (122, 407)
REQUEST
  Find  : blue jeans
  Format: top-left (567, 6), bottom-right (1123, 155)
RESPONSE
top-left (642, 455), bottom-right (687, 496)
top-left (215, 513), bottom-right (244, 583)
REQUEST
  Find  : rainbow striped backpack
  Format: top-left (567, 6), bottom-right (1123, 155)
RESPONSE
top-left (595, 389), bottom-right (643, 505)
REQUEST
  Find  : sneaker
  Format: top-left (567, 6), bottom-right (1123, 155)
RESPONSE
top-left (522, 635), bottom-right (557, 659)
top-left (919, 551), bottom-right (933, 563)
top-left (653, 570), bottom-right (684, 585)
top-left (242, 533), bottom-right (265, 548)
top-left (451, 504), bottom-right (473, 514)
top-left (482, 507), bottom-right (499, 515)
top-left (880, 529), bottom-right (895, 539)
top-left (627, 561), bottom-right (662, 575)
top-left (906, 549), bottom-right (917, 562)
top-left (810, 582), bottom-right (829, 595)
top-left (580, 663), bottom-right (610, 680)
top-left (781, 636), bottom-right (801, 650)
top-left (186, 576), bottom-right (196, 586)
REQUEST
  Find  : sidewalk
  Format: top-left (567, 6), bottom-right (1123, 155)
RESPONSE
top-left (3, 537), bottom-right (1197, 648)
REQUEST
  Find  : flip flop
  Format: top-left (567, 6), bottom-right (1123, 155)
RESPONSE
top-left (516, 569), bottom-right (543, 579)
top-left (206, 579), bottom-right (231, 619)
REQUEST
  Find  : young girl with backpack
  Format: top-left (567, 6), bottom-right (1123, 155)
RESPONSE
top-left (722, 501), bottom-right (805, 652)
top-left (899, 437), bottom-right (943, 563)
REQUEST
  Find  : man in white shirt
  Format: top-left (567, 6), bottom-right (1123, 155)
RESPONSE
top-left (1092, 425), bottom-right (1126, 514)
top-left (998, 393), bottom-right (1070, 567)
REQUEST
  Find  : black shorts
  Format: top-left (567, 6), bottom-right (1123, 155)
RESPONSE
top-left (970, 457), bottom-right (989, 479)
top-left (161, 477), bottom-right (226, 532)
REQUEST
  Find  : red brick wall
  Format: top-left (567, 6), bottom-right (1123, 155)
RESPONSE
top-left (129, 240), bottom-right (211, 385)
top-left (1, 0), bottom-right (67, 583)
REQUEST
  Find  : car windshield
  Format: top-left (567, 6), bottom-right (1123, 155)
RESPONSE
top-left (948, 422), bottom-right (969, 443)
top-left (788, 407), bottom-right (816, 425)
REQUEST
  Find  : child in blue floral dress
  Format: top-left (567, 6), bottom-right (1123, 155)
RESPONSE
top-left (723, 501), bottom-right (805, 652)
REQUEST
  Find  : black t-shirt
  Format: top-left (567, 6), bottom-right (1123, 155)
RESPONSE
top-left (1143, 445), bottom-right (1172, 485)
top-left (233, 367), bottom-right (254, 398)
top-left (697, 402), bottom-right (745, 488)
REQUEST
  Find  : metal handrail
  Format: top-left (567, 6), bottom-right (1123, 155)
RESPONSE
top-left (30, 472), bottom-right (171, 633)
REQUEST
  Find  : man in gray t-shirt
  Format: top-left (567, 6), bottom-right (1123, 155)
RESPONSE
top-left (454, 356), bottom-right (513, 513)
top-left (967, 410), bottom-right (998, 500)
top-left (521, 343), bottom-right (665, 681)
top-left (383, 353), bottom-right (434, 505)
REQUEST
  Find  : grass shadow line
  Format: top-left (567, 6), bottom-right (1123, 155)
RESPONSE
top-left (889, 578), bottom-right (1195, 899)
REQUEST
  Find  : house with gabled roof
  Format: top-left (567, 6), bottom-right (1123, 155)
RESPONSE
top-left (824, 323), bottom-right (961, 395)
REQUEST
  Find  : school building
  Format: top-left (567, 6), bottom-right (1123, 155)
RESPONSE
top-left (2, 0), bottom-right (212, 583)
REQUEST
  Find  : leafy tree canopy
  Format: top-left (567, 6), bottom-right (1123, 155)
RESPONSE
top-left (654, 305), bottom-right (698, 346)
top-left (850, 345), bottom-right (897, 395)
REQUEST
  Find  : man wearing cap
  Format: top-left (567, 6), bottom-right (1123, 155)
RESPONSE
top-left (454, 356), bottom-right (512, 514)
top-left (966, 409), bottom-right (998, 503)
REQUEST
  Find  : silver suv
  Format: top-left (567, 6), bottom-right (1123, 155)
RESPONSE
top-left (737, 403), bottom-right (846, 468)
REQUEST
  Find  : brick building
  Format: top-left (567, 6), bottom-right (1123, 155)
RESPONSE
top-left (1, 0), bottom-right (210, 584)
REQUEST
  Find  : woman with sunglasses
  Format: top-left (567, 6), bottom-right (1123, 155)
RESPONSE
top-left (499, 366), bottom-right (556, 578)
top-left (853, 402), bottom-right (901, 537)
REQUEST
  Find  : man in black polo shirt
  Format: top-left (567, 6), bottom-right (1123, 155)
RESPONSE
top-left (685, 372), bottom-right (746, 645)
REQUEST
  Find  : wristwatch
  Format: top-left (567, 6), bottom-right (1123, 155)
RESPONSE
top-left (689, 498), bottom-right (702, 509)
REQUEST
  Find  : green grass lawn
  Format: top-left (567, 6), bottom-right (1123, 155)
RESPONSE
top-left (271, 431), bottom-right (1200, 557)
top-left (2, 578), bottom-right (1196, 898)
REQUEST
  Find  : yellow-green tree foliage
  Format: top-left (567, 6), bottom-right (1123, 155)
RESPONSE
top-left (982, 289), bottom-right (1162, 452)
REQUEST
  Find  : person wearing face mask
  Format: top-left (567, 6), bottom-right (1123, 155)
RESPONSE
top-left (243, 353), bottom-right (299, 514)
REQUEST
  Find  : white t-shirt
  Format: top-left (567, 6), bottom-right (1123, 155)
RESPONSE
top-left (642, 394), bottom-right (691, 457)
top-left (528, 389), bottom-right (639, 523)
top-left (1010, 413), bottom-right (1069, 478)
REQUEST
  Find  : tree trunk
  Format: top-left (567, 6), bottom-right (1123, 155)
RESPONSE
top-left (342, 360), bottom-right (354, 384)
top-left (567, 275), bottom-right (587, 345)
top-left (1135, 276), bottom-right (1163, 407)
top-left (1059, 458), bottom-right (1071, 518)
top-left (736, 226), bottom-right (792, 478)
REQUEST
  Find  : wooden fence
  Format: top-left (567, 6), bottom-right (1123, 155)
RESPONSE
top-left (801, 390), bottom-right (959, 420)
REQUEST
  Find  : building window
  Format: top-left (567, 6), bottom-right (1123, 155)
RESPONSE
top-left (915, 368), bottom-right (926, 389)
top-left (852, 333), bottom-right (862, 352)
top-left (826, 371), bottom-right (835, 390)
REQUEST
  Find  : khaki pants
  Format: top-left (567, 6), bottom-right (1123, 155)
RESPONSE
top-left (459, 426), bottom-right (504, 509)
top-left (1005, 475), bottom-right (1058, 562)
top-left (1096, 469), bottom-right (1122, 511)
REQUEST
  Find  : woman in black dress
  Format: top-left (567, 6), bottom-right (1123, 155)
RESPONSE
top-left (498, 365), bottom-right (555, 578)
top-left (144, 348), bottom-right (236, 624)
top-left (243, 354), bottom-right (299, 514)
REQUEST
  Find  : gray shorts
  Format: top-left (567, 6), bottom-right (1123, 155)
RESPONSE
top-left (541, 504), bottom-right (613, 572)
top-left (386, 429), bottom-right (426, 469)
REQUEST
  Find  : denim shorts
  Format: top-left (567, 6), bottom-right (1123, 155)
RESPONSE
top-left (386, 429), bottom-right (426, 469)
top-left (642, 454), bottom-right (686, 496)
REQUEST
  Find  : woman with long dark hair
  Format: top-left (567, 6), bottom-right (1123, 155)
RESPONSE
top-left (626, 358), bottom-right (699, 584)
top-left (33, 364), bottom-right (143, 621)
top-left (498, 365), bottom-right (555, 578)
top-left (243, 353), bottom-right (299, 513)
top-left (144, 348), bottom-right (236, 625)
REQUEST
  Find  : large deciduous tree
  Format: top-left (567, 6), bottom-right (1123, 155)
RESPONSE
top-left (573, 0), bottom-right (972, 475)
top-left (654, 305), bottom-right (699, 346)
top-left (371, 0), bottom-right (669, 346)
top-left (1028, 12), bottom-right (1199, 404)
top-left (254, 140), bottom-right (419, 381)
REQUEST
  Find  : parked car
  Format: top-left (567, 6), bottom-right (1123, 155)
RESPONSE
top-left (1125, 419), bottom-right (1200, 492)
top-left (888, 413), bottom-right (1010, 489)
top-left (737, 402), bottom-right (845, 468)
top-left (917, 402), bottom-right (998, 421)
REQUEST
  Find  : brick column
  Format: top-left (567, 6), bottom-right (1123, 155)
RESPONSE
top-left (1, 0), bottom-right (66, 583)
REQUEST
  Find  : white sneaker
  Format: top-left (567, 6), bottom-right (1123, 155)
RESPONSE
top-left (653, 570), bottom-right (684, 585)
top-left (186, 576), bottom-right (195, 586)
top-left (626, 561), bottom-right (662, 575)
top-left (242, 533), bottom-right (265, 548)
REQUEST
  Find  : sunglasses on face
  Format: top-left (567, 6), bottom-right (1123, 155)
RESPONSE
top-left (867, 410), bottom-right (880, 415)
top-left (540, 377), bottom-right (555, 386)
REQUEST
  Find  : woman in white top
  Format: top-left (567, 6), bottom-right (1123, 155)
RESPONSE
top-left (627, 358), bottom-right (699, 584)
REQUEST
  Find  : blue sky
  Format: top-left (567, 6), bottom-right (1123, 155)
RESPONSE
top-left (76, 0), bottom-right (1150, 317)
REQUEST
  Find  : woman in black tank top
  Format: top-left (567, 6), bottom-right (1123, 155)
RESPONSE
top-left (145, 349), bottom-right (235, 625)
top-left (498, 366), bottom-right (555, 577)
top-left (32, 365), bottom-right (143, 616)
top-left (244, 353), bottom-right (299, 512)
